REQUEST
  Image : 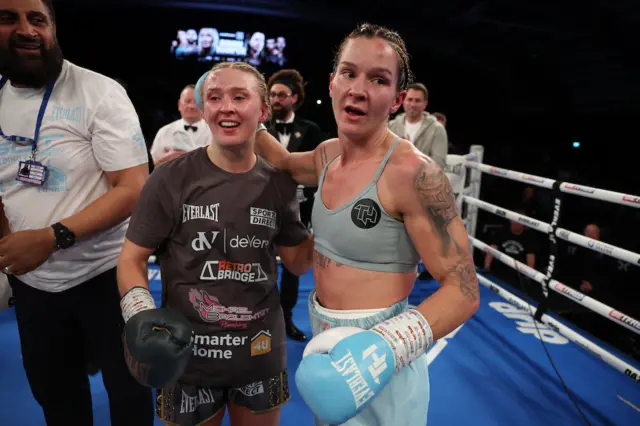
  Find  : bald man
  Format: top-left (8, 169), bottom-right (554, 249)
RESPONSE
top-left (150, 85), bottom-right (211, 165)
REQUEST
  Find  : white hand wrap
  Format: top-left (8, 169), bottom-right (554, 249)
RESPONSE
top-left (120, 287), bottom-right (156, 323)
top-left (371, 309), bottom-right (434, 371)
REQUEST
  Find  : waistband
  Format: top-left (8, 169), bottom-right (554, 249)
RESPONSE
top-left (308, 290), bottom-right (408, 333)
top-left (311, 292), bottom-right (387, 319)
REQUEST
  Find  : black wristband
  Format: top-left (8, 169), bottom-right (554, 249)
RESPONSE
top-left (51, 222), bottom-right (76, 250)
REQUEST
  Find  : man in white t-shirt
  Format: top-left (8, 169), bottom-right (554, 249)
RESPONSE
top-left (0, 1), bottom-right (153, 424)
top-left (388, 82), bottom-right (448, 169)
top-left (149, 84), bottom-right (211, 165)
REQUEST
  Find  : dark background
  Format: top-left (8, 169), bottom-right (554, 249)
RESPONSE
top-left (47, 0), bottom-right (639, 356)
top-left (50, 0), bottom-right (640, 225)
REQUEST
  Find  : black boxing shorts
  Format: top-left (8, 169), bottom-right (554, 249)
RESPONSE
top-left (156, 370), bottom-right (290, 426)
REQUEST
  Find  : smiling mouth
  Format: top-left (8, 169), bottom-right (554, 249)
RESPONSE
top-left (219, 121), bottom-right (240, 128)
top-left (14, 43), bottom-right (41, 52)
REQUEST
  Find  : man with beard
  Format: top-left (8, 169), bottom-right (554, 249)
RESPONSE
top-left (267, 69), bottom-right (324, 341)
top-left (0, 1), bottom-right (153, 425)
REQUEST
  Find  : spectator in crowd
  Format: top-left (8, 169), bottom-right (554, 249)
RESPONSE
top-left (388, 82), bottom-right (448, 169)
top-left (484, 209), bottom-right (540, 296)
top-left (149, 85), bottom-right (211, 165)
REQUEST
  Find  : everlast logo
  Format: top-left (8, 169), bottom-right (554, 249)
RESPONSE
top-left (543, 256), bottom-right (555, 297)
top-left (183, 203), bottom-right (219, 223)
top-left (180, 388), bottom-right (216, 414)
top-left (331, 351), bottom-right (376, 409)
top-left (518, 216), bottom-right (539, 228)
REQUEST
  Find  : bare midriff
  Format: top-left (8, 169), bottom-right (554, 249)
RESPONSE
top-left (312, 251), bottom-right (416, 310)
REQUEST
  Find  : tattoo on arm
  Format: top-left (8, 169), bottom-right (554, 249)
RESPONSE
top-left (314, 251), bottom-right (343, 268)
top-left (414, 162), bottom-right (459, 254)
top-left (448, 258), bottom-right (479, 302)
top-left (415, 162), bottom-right (479, 302)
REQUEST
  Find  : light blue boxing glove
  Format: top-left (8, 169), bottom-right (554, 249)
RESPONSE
top-left (295, 309), bottom-right (433, 425)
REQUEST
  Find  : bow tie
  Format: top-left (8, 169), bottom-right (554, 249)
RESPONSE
top-left (275, 122), bottom-right (293, 135)
top-left (184, 124), bottom-right (198, 132)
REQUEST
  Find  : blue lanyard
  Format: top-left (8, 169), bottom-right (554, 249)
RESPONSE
top-left (0, 77), bottom-right (55, 160)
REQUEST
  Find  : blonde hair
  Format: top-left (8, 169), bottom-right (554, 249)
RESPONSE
top-left (199, 62), bottom-right (271, 121)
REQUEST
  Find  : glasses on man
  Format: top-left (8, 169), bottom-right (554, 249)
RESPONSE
top-left (269, 92), bottom-right (292, 101)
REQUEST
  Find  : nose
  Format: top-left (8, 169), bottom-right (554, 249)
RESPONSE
top-left (15, 17), bottom-right (38, 38)
top-left (219, 96), bottom-right (235, 113)
top-left (348, 76), bottom-right (366, 101)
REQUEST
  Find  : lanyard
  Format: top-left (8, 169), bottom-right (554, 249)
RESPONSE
top-left (0, 77), bottom-right (55, 161)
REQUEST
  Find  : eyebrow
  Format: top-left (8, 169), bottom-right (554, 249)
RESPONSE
top-left (339, 61), bottom-right (393, 76)
top-left (206, 86), bottom-right (251, 93)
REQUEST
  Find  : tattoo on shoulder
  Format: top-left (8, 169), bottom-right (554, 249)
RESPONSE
top-left (314, 251), bottom-right (343, 268)
top-left (414, 162), bottom-right (459, 252)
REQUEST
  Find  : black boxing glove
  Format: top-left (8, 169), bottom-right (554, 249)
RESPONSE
top-left (120, 287), bottom-right (194, 388)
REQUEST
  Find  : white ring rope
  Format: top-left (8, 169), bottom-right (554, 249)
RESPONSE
top-left (463, 196), bottom-right (553, 234)
top-left (464, 161), bottom-right (556, 189)
top-left (470, 236), bottom-right (640, 337)
top-left (447, 148), bottom-right (640, 383)
top-left (555, 227), bottom-right (640, 266)
top-left (464, 160), bottom-right (640, 209)
top-left (476, 273), bottom-right (640, 384)
top-left (560, 182), bottom-right (640, 209)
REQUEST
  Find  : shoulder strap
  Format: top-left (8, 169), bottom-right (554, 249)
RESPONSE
top-left (373, 138), bottom-right (401, 182)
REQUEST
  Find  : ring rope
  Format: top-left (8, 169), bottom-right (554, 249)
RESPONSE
top-left (476, 273), bottom-right (640, 383)
top-left (463, 196), bottom-right (553, 234)
top-left (450, 149), bottom-right (640, 383)
top-left (464, 161), bottom-right (556, 189)
top-left (470, 236), bottom-right (640, 336)
top-left (555, 227), bottom-right (640, 265)
top-left (465, 160), bottom-right (640, 209)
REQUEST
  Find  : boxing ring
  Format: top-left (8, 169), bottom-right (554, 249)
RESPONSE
top-left (1, 147), bottom-right (639, 425)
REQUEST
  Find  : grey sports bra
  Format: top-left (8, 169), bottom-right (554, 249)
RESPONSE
top-left (311, 138), bottom-right (420, 273)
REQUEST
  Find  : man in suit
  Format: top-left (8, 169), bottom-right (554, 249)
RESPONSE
top-left (267, 69), bottom-right (324, 341)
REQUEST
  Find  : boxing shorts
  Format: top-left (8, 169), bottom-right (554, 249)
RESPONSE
top-left (308, 291), bottom-right (430, 426)
top-left (156, 370), bottom-right (290, 426)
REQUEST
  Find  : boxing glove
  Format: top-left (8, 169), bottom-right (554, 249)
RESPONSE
top-left (295, 310), bottom-right (433, 425)
top-left (121, 287), bottom-right (194, 389)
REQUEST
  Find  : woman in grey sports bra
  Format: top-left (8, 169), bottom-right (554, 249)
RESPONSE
top-left (255, 23), bottom-right (480, 426)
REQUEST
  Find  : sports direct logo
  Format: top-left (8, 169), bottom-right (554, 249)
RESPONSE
top-left (188, 288), bottom-right (269, 328)
top-left (200, 260), bottom-right (268, 283)
top-left (250, 207), bottom-right (276, 229)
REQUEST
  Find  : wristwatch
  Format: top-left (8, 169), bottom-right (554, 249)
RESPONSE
top-left (51, 222), bottom-right (76, 250)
